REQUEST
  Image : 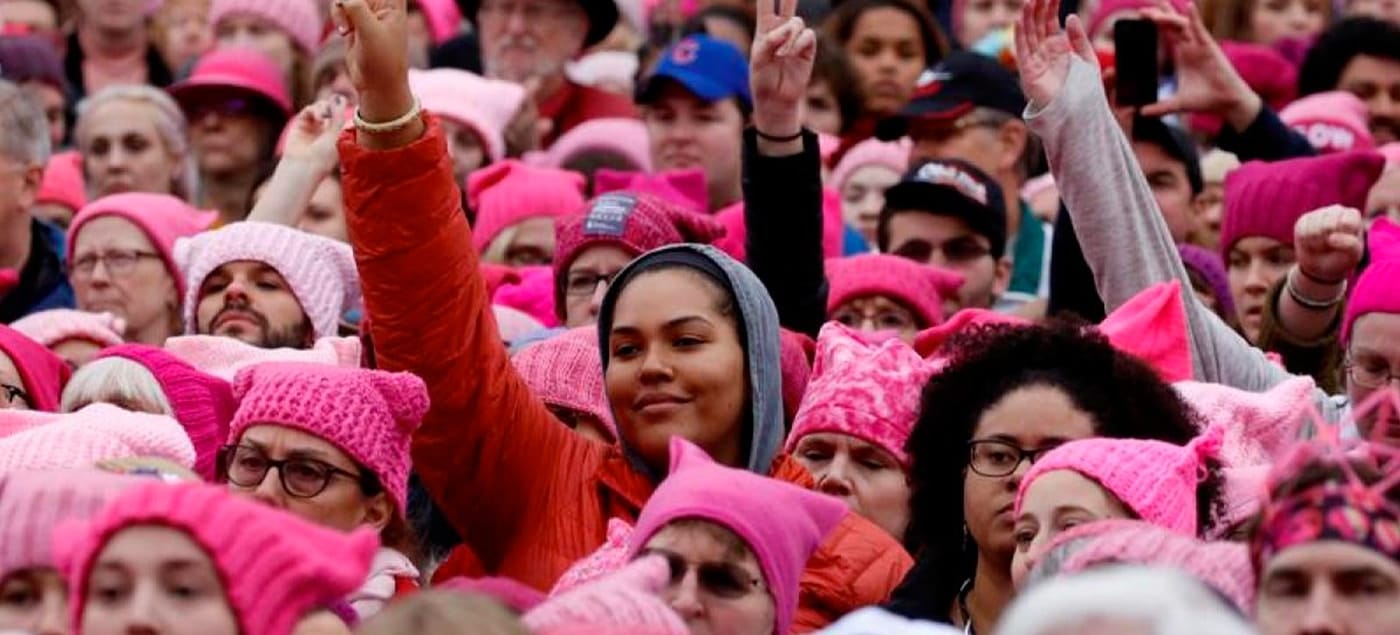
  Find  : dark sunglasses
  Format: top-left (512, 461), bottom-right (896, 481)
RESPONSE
top-left (640, 547), bottom-right (765, 599)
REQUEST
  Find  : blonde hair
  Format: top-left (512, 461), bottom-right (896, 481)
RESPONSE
top-left (61, 357), bottom-right (174, 415)
top-left (74, 85), bottom-right (200, 203)
top-left (355, 591), bottom-right (529, 635)
top-left (998, 566), bottom-right (1254, 635)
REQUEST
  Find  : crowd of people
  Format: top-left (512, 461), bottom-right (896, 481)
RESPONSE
top-left (0, 0), bottom-right (1398, 632)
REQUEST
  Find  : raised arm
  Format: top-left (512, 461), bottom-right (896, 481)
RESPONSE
top-left (247, 98), bottom-right (346, 227)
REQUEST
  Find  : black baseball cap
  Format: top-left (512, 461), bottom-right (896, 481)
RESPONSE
top-left (876, 52), bottom-right (1028, 142)
top-left (458, 0), bottom-right (619, 49)
top-left (879, 158), bottom-right (1008, 258)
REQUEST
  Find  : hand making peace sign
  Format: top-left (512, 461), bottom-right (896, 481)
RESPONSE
top-left (750, 0), bottom-right (818, 140)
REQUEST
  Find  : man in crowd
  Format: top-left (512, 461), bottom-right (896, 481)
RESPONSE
top-left (0, 80), bottom-right (72, 322)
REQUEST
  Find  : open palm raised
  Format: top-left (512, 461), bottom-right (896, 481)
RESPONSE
top-left (1013, 0), bottom-right (1098, 108)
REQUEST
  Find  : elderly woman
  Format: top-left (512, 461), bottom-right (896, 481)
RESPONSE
top-left (72, 85), bottom-right (198, 202)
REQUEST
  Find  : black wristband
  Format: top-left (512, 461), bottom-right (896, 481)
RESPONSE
top-left (754, 128), bottom-right (803, 142)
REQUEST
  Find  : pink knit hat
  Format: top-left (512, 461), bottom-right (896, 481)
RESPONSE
top-left (163, 334), bottom-right (363, 382)
top-left (409, 68), bottom-right (525, 164)
top-left (1095, 280), bottom-right (1194, 384)
top-left (1216, 465), bottom-right (1269, 538)
top-left (97, 344), bottom-right (236, 481)
top-left (786, 323), bottom-right (942, 467)
top-left (511, 327), bottom-right (616, 441)
top-left (825, 255), bottom-right (963, 329)
top-left (37, 151), bottom-right (86, 213)
top-left (1281, 91), bottom-right (1376, 155)
top-left (1016, 425), bottom-right (1225, 536)
top-left (494, 305), bottom-right (546, 343)
top-left (1220, 151), bottom-right (1385, 255)
top-left (467, 160), bottom-right (587, 253)
top-left (10, 309), bottom-right (125, 349)
top-left (175, 221), bottom-right (362, 340)
top-left (68, 192), bottom-right (216, 299)
top-left (0, 470), bottom-right (139, 582)
top-left (712, 188), bottom-right (846, 262)
top-left (437, 576), bottom-right (546, 614)
top-left (1174, 375), bottom-right (1314, 469)
top-left (0, 404), bottom-right (197, 473)
top-left (595, 169), bottom-right (709, 215)
top-left (829, 138), bottom-right (910, 193)
top-left (411, 0), bottom-right (462, 44)
top-left (1343, 217), bottom-right (1400, 344)
top-left (0, 324), bottom-right (71, 412)
top-left (208, 0), bottom-right (322, 54)
top-left (526, 118), bottom-right (653, 173)
top-left (523, 556), bottom-right (687, 635)
top-left (169, 46), bottom-right (294, 117)
top-left (628, 437), bottom-right (848, 635)
top-left (228, 362), bottom-right (429, 514)
top-left (494, 265), bottom-right (559, 329)
top-left (56, 482), bottom-right (378, 635)
top-left (550, 518), bottom-right (634, 596)
top-left (779, 328), bottom-right (814, 425)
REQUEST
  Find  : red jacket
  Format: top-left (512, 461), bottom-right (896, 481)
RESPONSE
top-left (538, 79), bottom-right (640, 148)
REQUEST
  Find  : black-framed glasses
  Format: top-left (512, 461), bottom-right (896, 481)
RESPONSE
top-left (69, 250), bottom-right (161, 279)
top-left (564, 270), bottom-right (621, 298)
top-left (0, 383), bottom-right (29, 407)
top-left (1346, 357), bottom-right (1400, 390)
top-left (640, 547), bottom-right (766, 599)
top-left (966, 439), bottom-right (1060, 478)
top-left (216, 445), bottom-right (374, 498)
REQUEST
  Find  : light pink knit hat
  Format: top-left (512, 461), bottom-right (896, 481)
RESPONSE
top-left (550, 518), bottom-right (634, 597)
top-left (0, 470), bottom-right (139, 583)
top-left (466, 160), bottom-right (587, 253)
top-left (786, 323), bottom-right (941, 467)
top-left (825, 255), bottom-right (963, 329)
top-left (228, 362), bottom-right (429, 514)
top-left (0, 404), bottom-right (197, 473)
top-left (1280, 91), bottom-right (1376, 155)
top-left (526, 118), bottom-right (653, 173)
top-left (164, 334), bottom-right (363, 382)
top-left (175, 221), bottom-right (361, 340)
top-left (55, 482), bottom-right (378, 635)
top-left (208, 0), bottom-right (322, 53)
top-left (10, 309), bottom-right (125, 349)
top-left (68, 192), bottom-right (217, 299)
top-left (829, 138), bottom-right (910, 193)
top-left (594, 169), bottom-right (710, 215)
top-left (511, 326), bottom-right (616, 442)
top-left (1016, 426), bottom-right (1226, 536)
top-left (1174, 375), bottom-right (1314, 469)
top-left (37, 150), bottom-right (86, 213)
top-left (409, 68), bottom-right (525, 164)
top-left (524, 555), bottom-right (687, 635)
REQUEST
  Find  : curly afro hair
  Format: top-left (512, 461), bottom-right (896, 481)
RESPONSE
top-left (1298, 17), bottom-right (1400, 97)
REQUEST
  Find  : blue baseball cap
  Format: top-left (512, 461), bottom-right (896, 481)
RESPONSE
top-left (639, 35), bottom-right (752, 111)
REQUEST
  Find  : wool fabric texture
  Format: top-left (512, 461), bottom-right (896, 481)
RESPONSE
top-left (1016, 425), bottom-right (1225, 536)
top-left (175, 221), bottom-right (361, 341)
top-left (1177, 244), bottom-right (1236, 319)
top-left (208, 0), bottom-right (322, 53)
top-left (56, 482), bottom-right (378, 635)
top-left (0, 324), bottom-right (71, 412)
top-left (829, 138), bottom-right (911, 194)
top-left (628, 438), bottom-right (848, 635)
top-left (409, 68), bottom-right (524, 163)
top-left (68, 192), bottom-right (216, 299)
top-left (164, 334), bottom-right (363, 382)
top-left (11, 310), bottom-right (125, 348)
top-left (511, 327), bottom-right (616, 441)
top-left (786, 323), bottom-right (941, 467)
top-left (526, 118), bottom-right (653, 173)
top-left (550, 518), bottom-right (634, 597)
top-left (467, 160), bottom-right (587, 253)
top-left (37, 151), bottom-right (86, 213)
top-left (1281, 91), bottom-right (1376, 154)
top-left (523, 556), bottom-right (687, 634)
top-left (594, 169), bottom-right (709, 215)
top-left (1174, 375), bottom-right (1314, 469)
top-left (0, 404), bottom-right (196, 473)
top-left (170, 46), bottom-right (293, 115)
top-left (0, 470), bottom-right (139, 582)
top-left (825, 255), bottom-right (963, 328)
top-left (1220, 151), bottom-right (1385, 255)
top-left (229, 362), bottom-right (429, 514)
top-left (1343, 217), bottom-right (1400, 343)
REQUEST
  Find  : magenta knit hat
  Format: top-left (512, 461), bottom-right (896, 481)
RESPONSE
top-left (786, 323), bottom-right (941, 467)
top-left (0, 324), bottom-right (72, 412)
top-left (0, 470), bottom-right (139, 583)
top-left (0, 404), bottom-right (197, 473)
top-left (409, 68), bottom-right (525, 164)
top-left (1220, 151), bottom-right (1385, 256)
top-left (169, 46), bottom-right (294, 117)
top-left (467, 160), bottom-right (587, 253)
top-left (511, 327), bottom-right (616, 441)
top-left (208, 0), bottom-right (322, 53)
top-left (175, 221), bottom-right (362, 341)
top-left (412, 0), bottom-right (463, 44)
top-left (37, 151), bottom-right (86, 213)
top-left (494, 265), bottom-right (559, 329)
top-left (1281, 91), bottom-right (1375, 155)
top-left (97, 344), bottom-right (236, 481)
top-left (228, 362), bottom-right (429, 515)
top-left (56, 482), bottom-right (378, 635)
top-left (68, 192), bottom-right (216, 299)
top-left (628, 437), bottom-right (848, 635)
top-left (825, 255), bottom-right (963, 329)
top-left (829, 138), bottom-right (910, 194)
top-left (524, 555), bottom-right (687, 635)
top-left (10, 310), bottom-right (125, 349)
top-left (1343, 217), bottom-right (1400, 344)
top-left (595, 169), bottom-right (710, 215)
top-left (527, 118), bottom-right (653, 173)
top-left (1016, 426), bottom-right (1225, 536)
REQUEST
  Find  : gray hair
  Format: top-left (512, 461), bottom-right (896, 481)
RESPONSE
top-left (0, 79), bottom-right (52, 167)
top-left (74, 84), bottom-right (199, 202)
top-left (61, 357), bottom-right (174, 416)
top-left (996, 566), bottom-right (1255, 635)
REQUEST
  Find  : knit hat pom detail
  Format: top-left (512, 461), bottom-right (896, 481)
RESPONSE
top-left (367, 371), bottom-right (429, 433)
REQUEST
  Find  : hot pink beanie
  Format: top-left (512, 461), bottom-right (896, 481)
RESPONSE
top-left (1220, 151), bottom-right (1385, 256)
top-left (163, 334), bottom-right (363, 382)
top-left (0, 470), bottom-right (139, 583)
top-left (97, 344), bottom-right (236, 481)
top-left (56, 482), bottom-right (378, 635)
top-left (0, 324), bottom-right (71, 412)
top-left (175, 221), bottom-right (362, 341)
top-left (713, 188), bottom-right (846, 262)
top-left (526, 118), bottom-right (653, 173)
top-left (595, 169), bottom-right (709, 215)
top-left (494, 265), bottom-right (559, 329)
top-left (409, 68), bottom-right (525, 164)
top-left (467, 160), bottom-right (587, 253)
top-left (524, 556), bottom-right (687, 635)
top-left (171, 46), bottom-right (294, 117)
top-left (1016, 426), bottom-right (1225, 536)
top-left (208, 0), bottom-right (322, 53)
top-left (825, 255), bottom-right (963, 329)
top-left (10, 309), bottom-right (125, 349)
top-left (37, 151), bottom-right (86, 213)
top-left (1095, 280), bottom-right (1194, 384)
top-left (1281, 91), bottom-right (1376, 155)
top-left (511, 327), bottom-right (616, 441)
top-left (786, 323), bottom-right (941, 467)
top-left (68, 192), bottom-right (216, 299)
top-left (1343, 217), bottom-right (1400, 344)
top-left (0, 403), bottom-right (196, 473)
top-left (828, 138), bottom-right (910, 194)
top-left (411, 0), bottom-right (462, 44)
top-left (228, 362), bottom-right (429, 514)
top-left (628, 437), bottom-right (848, 635)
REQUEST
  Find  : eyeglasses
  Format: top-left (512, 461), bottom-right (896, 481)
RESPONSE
top-left (1346, 358), bottom-right (1400, 390)
top-left (830, 305), bottom-right (918, 332)
top-left (891, 236), bottom-right (992, 265)
top-left (69, 250), bottom-right (161, 279)
top-left (966, 439), bottom-right (1062, 478)
top-left (640, 547), bottom-right (766, 599)
top-left (477, 0), bottom-right (576, 22)
top-left (0, 383), bottom-right (29, 407)
top-left (216, 445), bottom-right (372, 499)
top-left (564, 270), bottom-right (621, 298)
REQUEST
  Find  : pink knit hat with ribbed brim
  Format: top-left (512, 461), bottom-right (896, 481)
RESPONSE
top-left (208, 0), bottom-right (322, 54)
top-left (55, 482), bottom-right (378, 635)
top-left (1281, 91), bottom-right (1376, 155)
top-left (175, 221), bottom-right (361, 341)
top-left (786, 323), bottom-right (941, 467)
top-left (825, 255), bottom-right (963, 329)
top-left (524, 556), bottom-right (687, 635)
top-left (68, 192), bottom-right (216, 299)
top-left (829, 138), bottom-right (910, 193)
top-left (169, 46), bottom-right (293, 117)
top-left (0, 470), bottom-right (139, 583)
top-left (409, 68), bottom-right (525, 164)
top-left (1174, 375), bottom-right (1314, 469)
top-left (11, 309), bottom-right (125, 349)
top-left (628, 438), bottom-right (848, 635)
top-left (1016, 426), bottom-right (1225, 536)
top-left (163, 335), bottom-right (363, 382)
top-left (0, 404), bottom-right (196, 473)
top-left (1220, 151), bottom-right (1385, 256)
top-left (1343, 217), bottom-right (1400, 344)
top-left (228, 362), bottom-right (428, 515)
top-left (467, 160), bottom-right (587, 253)
top-left (511, 327), bottom-right (616, 442)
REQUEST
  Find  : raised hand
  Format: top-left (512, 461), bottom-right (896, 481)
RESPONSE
top-left (750, 0), bottom-right (817, 139)
top-left (331, 0), bottom-right (412, 124)
top-left (1013, 0), bottom-right (1097, 108)
top-left (1294, 205), bottom-right (1365, 284)
top-left (1137, 3), bottom-right (1260, 130)
top-left (281, 96), bottom-right (350, 172)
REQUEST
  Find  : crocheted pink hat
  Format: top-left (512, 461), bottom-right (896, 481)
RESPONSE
top-left (1282, 91), bottom-right (1376, 154)
top-left (628, 438), bottom-right (848, 635)
top-left (1016, 426), bottom-right (1225, 536)
top-left (37, 151), bottom-right (86, 213)
top-left (511, 327), bottom-right (616, 441)
top-left (1343, 217), bottom-right (1400, 344)
top-left (1220, 151), bottom-right (1385, 256)
top-left (56, 482), bottom-right (378, 635)
top-left (527, 118), bottom-right (653, 173)
top-left (228, 362), bottom-right (429, 514)
top-left (0, 323), bottom-right (72, 412)
top-left (175, 221), bottom-right (362, 341)
top-left (0, 404), bottom-right (196, 473)
top-left (163, 334), bottom-right (363, 382)
top-left (786, 323), bottom-right (941, 467)
top-left (409, 68), bottom-right (525, 164)
top-left (594, 169), bottom-right (709, 215)
top-left (524, 555), bottom-right (687, 635)
top-left (0, 470), bottom-right (140, 582)
top-left (169, 46), bottom-right (293, 116)
top-left (825, 255), bottom-right (963, 329)
top-left (97, 345), bottom-right (236, 481)
top-left (467, 160), bottom-right (587, 253)
top-left (208, 0), bottom-right (322, 53)
top-left (829, 138), bottom-right (910, 193)
top-left (550, 518), bottom-right (634, 597)
top-left (10, 309), bottom-right (125, 348)
top-left (68, 192), bottom-right (216, 299)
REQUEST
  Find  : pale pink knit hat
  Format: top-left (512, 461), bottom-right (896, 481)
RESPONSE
top-left (175, 221), bottom-right (361, 340)
top-left (228, 362), bottom-right (429, 514)
top-left (1016, 426), bottom-right (1226, 536)
top-left (467, 160), bottom-right (587, 253)
top-left (1280, 91), bottom-right (1376, 155)
top-left (829, 138), bottom-right (910, 193)
top-left (0, 404), bottom-right (197, 473)
top-left (511, 327), bottom-right (616, 441)
top-left (523, 555), bottom-right (687, 635)
top-left (629, 438), bottom-right (848, 635)
top-left (0, 470), bottom-right (139, 583)
top-left (825, 255), bottom-right (963, 329)
top-left (786, 323), bottom-right (941, 467)
top-left (409, 68), bottom-right (525, 164)
top-left (1215, 465), bottom-right (1269, 538)
top-left (10, 309), bottom-right (125, 349)
top-left (526, 118), bottom-right (653, 173)
top-left (68, 192), bottom-right (217, 299)
top-left (208, 0), bottom-right (323, 53)
top-left (37, 150), bottom-right (86, 213)
top-left (163, 334), bottom-right (363, 382)
top-left (55, 482), bottom-right (378, 635)
top-left (1174, 375), bottom-right (1314, 469)
top-left (550, 518), bottom-right (634, 596)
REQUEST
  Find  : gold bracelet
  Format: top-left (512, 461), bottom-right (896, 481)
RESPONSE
top-left (353, 97), bottom-right (422, 134)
